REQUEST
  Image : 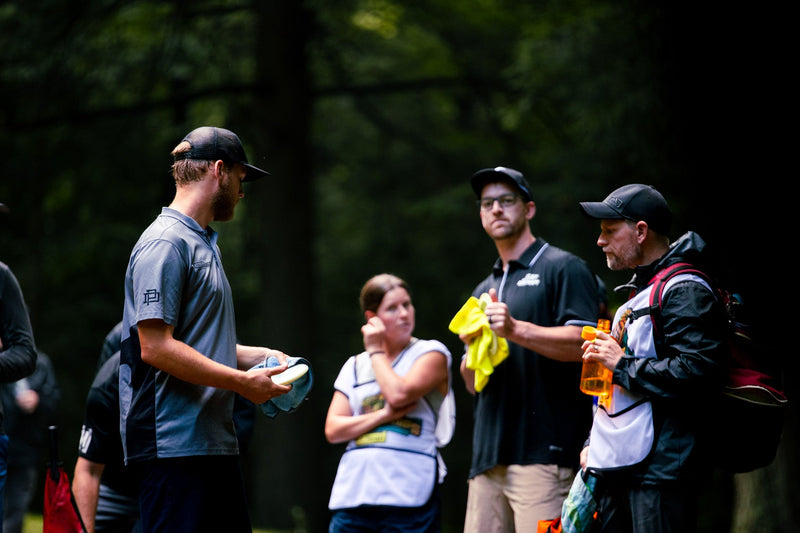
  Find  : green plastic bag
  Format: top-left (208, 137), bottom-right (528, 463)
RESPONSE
top-left (560, 469), bottom-right (598, 533)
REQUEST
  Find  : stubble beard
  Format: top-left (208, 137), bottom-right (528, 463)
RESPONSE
top-left (605, 245), bottom-right (642, 271)
top-left (211, 177), bottom-right (237, 222)
top-left (489, 217), bottom-right (526, 243)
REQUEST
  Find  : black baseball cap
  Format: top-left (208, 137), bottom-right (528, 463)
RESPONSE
top-left (470, 166), bottom-right (533, 202)
top-left (173, 126), bottom-right (269, 182)
top-left (579, 184), bottom-right (672, 235)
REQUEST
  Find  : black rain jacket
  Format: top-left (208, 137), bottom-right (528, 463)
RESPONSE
top-left (608, 231), bottom-right (726, 485)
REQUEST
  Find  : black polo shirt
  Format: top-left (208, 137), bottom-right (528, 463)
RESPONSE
top-left (79, 352), bottom-right (137, 497)
top-left (469, 239), bottom-right (597, 477)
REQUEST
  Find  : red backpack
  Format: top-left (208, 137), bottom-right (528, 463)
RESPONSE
top-left (641, 262), bottom-right (787, 473)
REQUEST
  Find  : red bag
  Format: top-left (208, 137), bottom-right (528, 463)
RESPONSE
top-left (43, 468), bottom-right (85, 533)
top-left (44, 426), bottom-right (86, 533)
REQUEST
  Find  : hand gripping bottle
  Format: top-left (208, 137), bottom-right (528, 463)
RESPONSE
top-left (579, 319), bottom-right (613, 399)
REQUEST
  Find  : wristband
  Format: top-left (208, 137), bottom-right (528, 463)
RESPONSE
top-left (368, 351), bottom-right (386, 357)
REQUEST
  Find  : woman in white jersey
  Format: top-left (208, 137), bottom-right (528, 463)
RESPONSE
top-left (325, 274), bottom-right (454, 533)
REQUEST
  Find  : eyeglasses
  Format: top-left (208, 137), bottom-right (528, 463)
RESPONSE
top-left (477, 193), bottom-right (519, 211)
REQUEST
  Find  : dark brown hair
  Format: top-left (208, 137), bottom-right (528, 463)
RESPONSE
top-left (359, 274), bottom-right (410, 314)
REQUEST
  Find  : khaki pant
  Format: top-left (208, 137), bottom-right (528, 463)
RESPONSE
top-left (464, 463), bottom-right (575, 533)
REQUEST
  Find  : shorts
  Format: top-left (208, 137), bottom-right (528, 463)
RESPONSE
top-left (464, 463), bottom-right (575, 532)
top-left (135, 455), bottom-right (250, 533)
top-left (96, 484), bottom-right (140, 533)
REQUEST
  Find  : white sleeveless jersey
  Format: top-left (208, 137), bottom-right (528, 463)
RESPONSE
top-left (328, 339), bottom-right (453, 509)
top-left (587, 273), bottom-right (710, 470)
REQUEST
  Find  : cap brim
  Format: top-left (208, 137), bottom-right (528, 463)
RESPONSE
top-left (579, 201), bottom-right (623, 220)
top-left (242, 163), bottom-right (270, 182)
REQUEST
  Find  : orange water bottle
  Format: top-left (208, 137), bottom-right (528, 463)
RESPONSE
top-left (579, 319), bottom-right (613, 398)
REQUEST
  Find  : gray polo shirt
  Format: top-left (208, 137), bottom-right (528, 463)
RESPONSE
top-left (120, 208), bottom-right (239, 464)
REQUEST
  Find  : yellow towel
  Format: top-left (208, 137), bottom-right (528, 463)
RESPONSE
top-left (448, 293), bottom-right (509, 392)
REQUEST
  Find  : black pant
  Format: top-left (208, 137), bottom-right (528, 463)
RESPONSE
top-left (594, 483), bottom-right (697, 533)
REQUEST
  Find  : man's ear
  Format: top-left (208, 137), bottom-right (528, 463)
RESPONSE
top-left (525, 200), bottom-right (536, 221)
top-left (211, 160), bottom-right (226, 180)
top-left (635, 221), bottom-right (649, 244)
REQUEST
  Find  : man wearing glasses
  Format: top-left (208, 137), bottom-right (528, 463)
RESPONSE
top-left (459, 167), bottom-right (599, 532)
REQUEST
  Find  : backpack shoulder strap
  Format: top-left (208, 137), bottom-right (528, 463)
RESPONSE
top-left (646, 262), bottom-right (709, 339)
top-left (353, 352), bottom-right (374, 386)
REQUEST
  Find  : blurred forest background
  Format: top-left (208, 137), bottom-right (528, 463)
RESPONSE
top-left (0, 1), bottom-right (793, 532)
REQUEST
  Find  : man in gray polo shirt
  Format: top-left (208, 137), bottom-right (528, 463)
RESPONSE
top-left (119, 127), bottom-right (292, 532)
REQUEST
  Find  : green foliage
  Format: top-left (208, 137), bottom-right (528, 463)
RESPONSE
top-left (1, 1), bottom-right (784, 531)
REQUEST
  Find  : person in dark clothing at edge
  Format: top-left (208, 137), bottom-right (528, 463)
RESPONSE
top-left (74, 350), bottom-right (140, 533)
top-left (0, 202), bottom-right (38, 531)
top-left (460, 167), bottom-right (598, 532)
top-left (578, 184), bottom-right (726, 533)
top-left (1, 350), bottom-right (60, 533)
